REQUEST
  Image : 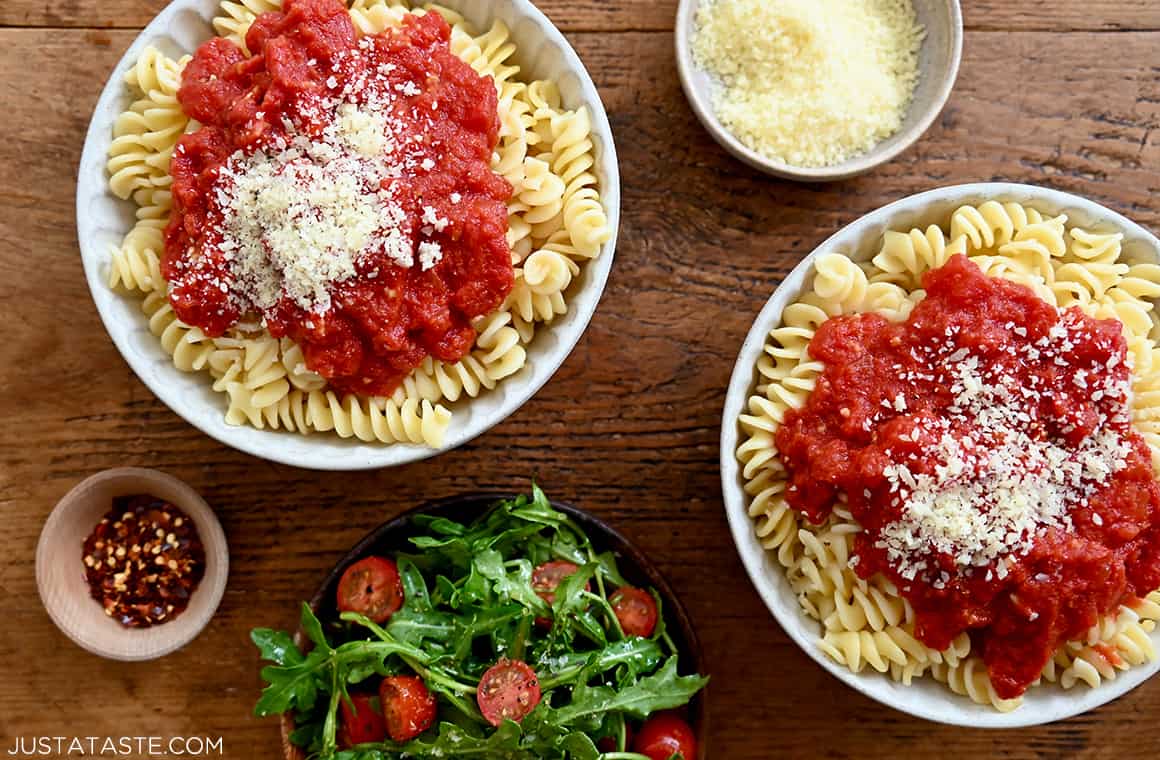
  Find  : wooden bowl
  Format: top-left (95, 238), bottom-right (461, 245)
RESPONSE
top-left (35, 467), bottom-right (229, 661)
top-left (280, 493), bottom-right (709, 759)
top-left (675, 0), bottom-right (963, 181)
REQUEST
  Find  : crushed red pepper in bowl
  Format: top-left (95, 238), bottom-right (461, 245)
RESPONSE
top-left (82, 494), bottom-right (206, 628)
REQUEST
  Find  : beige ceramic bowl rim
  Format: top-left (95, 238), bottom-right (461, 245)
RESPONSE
top-left (36, 467), bottom-right (229, 661)
top-left (674, 0), bottom-right (964, 182)
top-left (719, 183), bottom-right (1160, 727)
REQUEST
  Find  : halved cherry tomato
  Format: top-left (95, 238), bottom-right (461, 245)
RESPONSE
top-left (610, 586), bottom-right (659, 638)
top-left (531, 560), bottom-right (590, 626)
top-left (338, 693), bottom-right (387, 748)
top-left (633, 713), bottom-right (697, 760)
top-left (532, 560), bottom-right (583, 605)
top-left (379, 675), bottom-right (436, 742)
top-left (336, 556), bottom-right (404, 624)
top-left (477, 658), bottom-right (541, 726)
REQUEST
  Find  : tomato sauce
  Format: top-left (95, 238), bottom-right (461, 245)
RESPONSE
top-left (165, 0), bottom-right (513, 395)
top-left (777, 255), bottom-right (1160, 698)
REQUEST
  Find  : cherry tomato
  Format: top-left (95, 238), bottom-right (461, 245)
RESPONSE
top-left (338, 693), bottom-right (386, 748)
top-left (532, 560), bottom-right (583, 606)
top-left (633, 713), bottom-right (697, 760)
top-left (379, 675), bottom-right (436, 742)
top-left (336, 556), bottom-right (404, 623)
top-left (477, 658), bottom-right (541, 726)
top-left (532, 560), bottom-right (591, 626)
top-left (610, 586), bottom-right (659, 638)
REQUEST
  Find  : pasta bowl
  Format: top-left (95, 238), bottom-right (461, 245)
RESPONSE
top-left (720, 183), bottom-right (1160, 726)
top-left (76, 0), bottom-right (620, 470)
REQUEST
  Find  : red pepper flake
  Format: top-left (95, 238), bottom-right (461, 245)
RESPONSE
top-left (82, 494), bottom-right (206, 628)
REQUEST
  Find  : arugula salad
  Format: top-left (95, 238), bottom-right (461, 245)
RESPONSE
top-left (251, 488), bottom-right (708, 759)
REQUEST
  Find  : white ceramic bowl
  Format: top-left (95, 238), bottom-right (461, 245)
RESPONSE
top-left (720, 183), bottom-right (1160, 726)
top-left (675, 0), bottom-right (962, 182)
top-left (76, 0), bottom-right (620, 470)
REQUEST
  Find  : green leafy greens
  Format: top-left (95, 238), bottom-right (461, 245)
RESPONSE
top-left (251, 487), bottom-right (707, 759)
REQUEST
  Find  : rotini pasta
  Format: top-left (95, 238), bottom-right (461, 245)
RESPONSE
top-left (141, 291), bottom-right (216, 373)
top-left (738, 201), bottom-right (1160, 710)
top-left (106, 0), bottom-right (611, 448)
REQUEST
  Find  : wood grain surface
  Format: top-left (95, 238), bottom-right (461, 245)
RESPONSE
top-left (2, 2), bottom-right (1160, 758)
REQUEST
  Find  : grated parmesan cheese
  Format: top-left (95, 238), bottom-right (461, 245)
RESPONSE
top-left (201, 40), bottom-right (456, 317)
top-left (417, 241), bottom-right (443, 271)
top-left (691, 0), bottom-right (924, 168)
top-left (215, 120), bottom-right (412, 315)
top-left (873, 314), bottom-right (1133, 582)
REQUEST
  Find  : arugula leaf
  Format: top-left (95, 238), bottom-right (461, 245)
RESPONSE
top-left (411, 515), bottom-right (468, 537)
top-left (254, 648), bottom-right (328, 716)
top-left (251, 628), bottom-right (305, 667)
top-left (480, 522), bottom-right (555, 556)
top-left (344, 657), bottom-right (393, 686)
top-left (332, 750), bottom-right (389, 760)
top-left (387, 608), bottom-right (456, 647)
top-left (580, 637), bottom-right (664, 683)
top-left (288, 712), bottom-right (325, 755)
top-left (254, 617), bottom-right (430, 718)
top-left (453, 604), bottom-right (525, 646)
top-left (555, 731), bottom-right (601, 760)
top-left (509, 487), bottom-right (567, 528)
top-left (394, 720), bottom-right (526, 758)
top-left (471, 549), bottom-right (507, 585)
top-left (301, 603), bottom-right (332, 652)
top-left (461, 562), bottom-right (491, 606)
top-left (569, 608), bottom-right (609, 649)
top-left (550, 657), bottom-right (709, 726)
top-left (539, 638), bottom-right (663, 690)
top-left (406, 534), bottom-right (473, 572)
top-left (434, 687), bottom-right (487, 726)
top-left (593, 550), bottom-right (628, 588)
top-left (433, 574), bottom-right (459, 608)
top-left (397, 558), bottom-right (432, 611)
top-left (649, 588), bottom-right (668, 642)
top-left (550, 563), bottom-right (597, 621)
top-left (517, 710), bottom-right (621, 758)
top-left (474, 551), bottom-right (551, 617)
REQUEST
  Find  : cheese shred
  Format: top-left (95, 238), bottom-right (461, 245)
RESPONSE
top-left (692, 0), bottom-right (925, 168)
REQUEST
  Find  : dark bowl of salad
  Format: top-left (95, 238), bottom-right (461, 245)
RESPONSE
top-left (253, 487), bottom-right (709, 760)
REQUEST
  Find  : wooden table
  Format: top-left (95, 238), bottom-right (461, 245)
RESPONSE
top-left (2, 1), bottom-right (1160, 757)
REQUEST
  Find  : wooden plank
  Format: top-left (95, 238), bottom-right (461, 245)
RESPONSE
top-left (0, 0), bottom-right (665, 32)
top-left (3, 20), bottom-right (1160, 760)
top-left (967, 1), bottom-right (1160, 31)
top-left (5, 0), bottom-right (1160, 33)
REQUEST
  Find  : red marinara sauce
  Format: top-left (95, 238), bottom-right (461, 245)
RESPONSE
top-left (777, 255), bottom-right (1160, 699)
top-left (165, 0), bottom-right (513, 395)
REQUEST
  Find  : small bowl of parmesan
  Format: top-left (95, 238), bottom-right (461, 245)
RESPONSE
top-left (676, 0), bottom-right (962, 181)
